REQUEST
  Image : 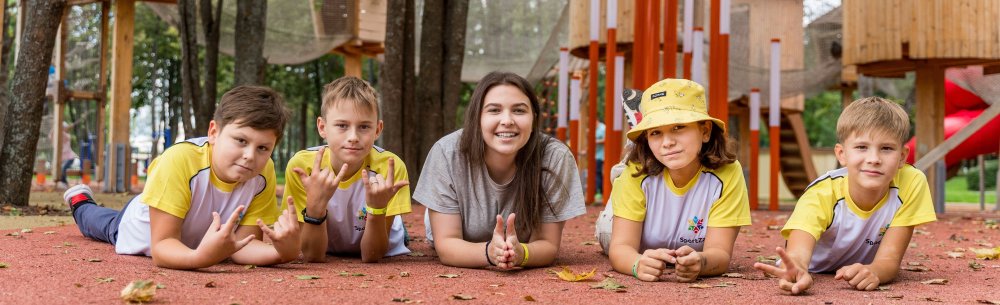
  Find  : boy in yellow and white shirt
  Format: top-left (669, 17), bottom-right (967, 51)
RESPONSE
top-left (285, 76), bottom-right (411, 262)
top-left (65, 86), bottom-right (300, 270)
top-left (755, 97), bottom-right (937, 294)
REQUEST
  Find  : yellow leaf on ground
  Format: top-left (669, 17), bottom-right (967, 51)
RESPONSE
top-left (921, 278), bottom-right (948, 285)
top-left (120, 280), bottom-right (156, 303)
top-left (554, 266), bottom-right (596, 282)
top-left (972, 247), bottom-right (1000, 260)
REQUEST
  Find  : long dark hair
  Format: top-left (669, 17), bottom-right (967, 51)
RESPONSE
top-left (628, 121), bottom-right (737, 177)
top-left (459, 71), bottom-right (556, 236)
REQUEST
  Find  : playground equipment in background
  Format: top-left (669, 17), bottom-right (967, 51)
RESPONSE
top-left (905, 79), bottom-right (1000, 168)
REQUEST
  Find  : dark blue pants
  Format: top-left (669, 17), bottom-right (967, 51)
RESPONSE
top-left (596, 159), bottom-right (604, 194)
top-left (73, 198), bottom-right (132, 245)
top-left (58, 159), bottom-right (75, 183)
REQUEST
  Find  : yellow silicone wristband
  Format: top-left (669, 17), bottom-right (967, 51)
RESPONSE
top-left (519, 243), bottom-right (530, 267)
top-left (365, 205), bottom-right (386, 215)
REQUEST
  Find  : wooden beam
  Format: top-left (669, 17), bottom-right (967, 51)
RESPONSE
top-left (52, 8), bottom-right (69, 181)
top-left (857, 58), bottom-right (1000, 78)
top-left (107, 0), bottom-right (135, 192)
top-left (914, 101), bottom-right (1000, 171)
top-left (344, 53), bottom-right (362, 78)
top-left (67, 90), bottom-right (100, 100)
top-left (914, 65), bottom-right (945, 210)
top-left (96, 0), bottom-right (110, 181)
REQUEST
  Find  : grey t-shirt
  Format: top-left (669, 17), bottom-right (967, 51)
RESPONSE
top-left (414, 130), bottom-right (586, 243)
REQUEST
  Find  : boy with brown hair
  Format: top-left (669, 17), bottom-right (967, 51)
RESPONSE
top-left (755, 97), bottom-right (937, 294)
top-left (285, 76), bottom-right (411, 263)
top-left (64, 85), bottom-right (301, 270)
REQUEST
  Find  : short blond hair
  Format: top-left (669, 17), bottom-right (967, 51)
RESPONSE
top-left (836, 97), bottom-right (910, 144)
top-left (321, 76), bottom-right (379, 118)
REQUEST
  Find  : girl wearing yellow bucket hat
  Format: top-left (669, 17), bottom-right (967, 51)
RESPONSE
top-left (597, 79), bottom-right (751, 282)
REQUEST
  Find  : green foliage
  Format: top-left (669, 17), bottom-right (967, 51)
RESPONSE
top-left (965, 158), bottom-right (998, 191)
top-left (946, 174), bottom-right (997, 204)
top-left (801, 90), bottom-right (842, 148)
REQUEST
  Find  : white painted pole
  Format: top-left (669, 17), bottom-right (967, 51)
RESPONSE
top-left (558, 49), bottom-right (569, 129)
top-left (614, 55), bottom-right (625, 131)
top-left (683, 0), bottom-right (693, 54)
top-left (607, 0), bottom-right (618, 29)
top-left (750, 90), bottom-right (760, 131)
top-left (692, 29), bottom-right (705, 85)
top-left (769, 40), bottom-right (781, 127)
top-left (570, 78), bottom-right (581, 121)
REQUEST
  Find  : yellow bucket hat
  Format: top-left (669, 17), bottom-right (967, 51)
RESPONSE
top-left (625, 78), bottom-right (725, 141)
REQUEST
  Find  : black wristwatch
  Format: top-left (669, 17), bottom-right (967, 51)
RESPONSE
top-left (301, 207), bottom-right (327, 225)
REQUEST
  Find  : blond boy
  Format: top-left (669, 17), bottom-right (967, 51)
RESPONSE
top-left (285, 76), bottom-right (411, 262)
top-left (755, 97), bottom-right (937, 294)
top-left (65, 86), bottom-right (300, 269)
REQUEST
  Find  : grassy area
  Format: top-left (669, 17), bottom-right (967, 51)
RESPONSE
top-left (946, 176), bottom-right (997, 204)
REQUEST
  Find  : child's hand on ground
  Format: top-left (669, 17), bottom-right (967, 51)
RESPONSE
top-left (834, 263), bottom-right (880, 291)
top-left (292, 146), bottom-right (350, 218)
top-left (196, 205), bottom-right (255, 263)
top-left (670, 245), bottom-right (703, 282)
top-left (753, 247), bottom-right (813, 295)
top-left (362, 157), bottom-right (409, 209)
top-left (634, 248), bottom-right (674, 281)
top-left (258, 197), bottom-right (302, 262)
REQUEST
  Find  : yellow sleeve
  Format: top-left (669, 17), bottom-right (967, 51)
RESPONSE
top-left (781, 178), bottom-right (837, 240)
top-left (707, 161), bottom-right (751, 227)
top-left (141, 144), bottom-right (196, 219)
top-left (889, 166), bottom-right (937, 227)
top-left (380, 153), bottom-right (412, 217)
top-left (283, 150), bottom-right (314, 222)
top-left (242, 160), bottom-right (279, 226)
top-left (611, 162), bottom-right (648, 222)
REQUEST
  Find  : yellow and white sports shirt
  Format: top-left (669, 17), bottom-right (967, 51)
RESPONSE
top-left (284, 145), bottom-right (411, 256)
top-left (781, 165), bottom-right (936, 273)
top-left (115, 137), bottom-right (280, 256)
top-left (610, 161), bottom-right (750, 252)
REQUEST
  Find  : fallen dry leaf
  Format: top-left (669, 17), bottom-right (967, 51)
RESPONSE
top-left (913, 229), bottom-right (930, 235)
top-left (86, 258), bottom-right (102, 262)
top-left (924, 297), bottom-right (943, 302)
top-left (244, 265), bottom-right (256, 269)
top-left (720, 273), bottom-right (744, 278)
top-left (909, 242), bottom-right (918, 248)
top-left (96, 277), bottom-right (114, 283)
top-left (0, 262), bottom-right (7, 268)
top-left (581, 241), bottom-right (597, 246)
top-left (43, 231), bottom-right (55, 235)
top-left (488, 284), bottom-right (503, 288)
top-left (392, 297), bottom-right (411, 303)
top-left (876, 285), bottom-right (890, 291)
top-left (970, 261), bottom-right (986, 270)
top-left (436, 274), bottom-right (460, 278)
top-left (120, 280), bottom-right (156, 303)
top-left (590, 278), bottom-right (626, 291)
top-left (688, 284), bottom-right (712, 289)
top-left (408, 251), bottom-right (426, 257)
top-left (921, 278), bottom-right (948, 285)
top-left (972, 247), bottom-right (1000, 260)
top-left (887, 295), bottom-right (904, 299)
top-left (756, 255), bottom-right (779, 264)
top-left (554, 266), bottom-right (596, 282)
top-left (977, 300), bottom-right (1000, 305)
top-left (5, 232), bottom-right (19, 237)
top-left (949, 234), bottom-right (968, 242)
top-left (400, 271), bottom-right (410, 277)
top-left (295, 275), bottom-right (321, 280)
top-left (946, 251), bottom-right (965, 258)
top-left (20, 228), bottom-right (32, 233)
top-left (902, 265), bottom-right (931, 272)
top-left (204, 281), bottom-right (216, 288)
top-left (451, 294), bottom-right (475, 300)
top-left (713, 282), bottom-right (736, 287)
top-left (524, 295), bottom-right (536, 302)
top-left (907, 261), bottom-right (923, 266)
top-left (766, 225), bottom-right (781, 230)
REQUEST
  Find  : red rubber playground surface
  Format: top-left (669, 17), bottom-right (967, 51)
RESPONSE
top-left (1, 204), bottom-right (998, 304)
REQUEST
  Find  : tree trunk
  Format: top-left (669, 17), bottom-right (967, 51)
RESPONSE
top-left (178, 0), bottom-right (201, 138)
top-left (0, 0), bottom-right (66, 206)
top-left (408, 0), bottom-right (467, 184)
top-left (0, 0), bottom-right (14, 150)
top-left (234, 0), bottom-right (266, 86)
top-left (196, 0), bottom-right (222, 136)
top-left (380, 0), bottom-right (415, 178)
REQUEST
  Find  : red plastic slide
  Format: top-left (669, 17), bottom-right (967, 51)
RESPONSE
top-left (905, 79), bottom-right (1000, 167)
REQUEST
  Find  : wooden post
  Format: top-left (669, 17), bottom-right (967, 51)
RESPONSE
top-left (569, 75), bottom-right (581, 161)
top-left (587, 0), bottom-right (599, 203)
top-left (682, 0), bottom-right (693, 79)
top-left (749, 88), bottom-right (760, 210)
top-left (96, 0), bottom-right (110, 183)
top-left (108, 0), bottom-right (136, 193)
top-left (914, 65), bottom-right (945, 213)
top-left (769, 39), bottom-right (780, 211)
top-left (664, 0), bottom-right (677, 79)
top-left (52, 12), bottom-right (67, 182)
top-left (345, 53), bottom-right (363, 78)
top-left (841, 86), bottom-right (854, 109)
top-left (604, 0), bottom-right (619, 202)
top-left (645, 0), bottom-right (660, 85)
top-left (979, 155), bottom-right (985, 211)
top-left (557, 48), bottom-right (569, 142)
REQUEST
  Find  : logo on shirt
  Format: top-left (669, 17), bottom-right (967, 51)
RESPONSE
top-left (357, 206), bottom-right (368, 221)
top-left (878, 223), bottom-right (890, 237)
top-left (687, 216), bottom-right (704, 234)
